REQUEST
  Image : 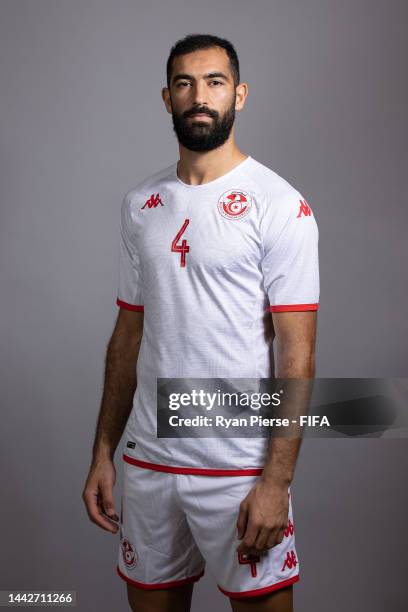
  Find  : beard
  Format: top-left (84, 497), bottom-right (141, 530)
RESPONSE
top-left (171, 96), bottom-right (236, 152)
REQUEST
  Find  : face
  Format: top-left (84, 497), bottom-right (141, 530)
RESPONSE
top-left (162, 47), bottom-right (248, 152)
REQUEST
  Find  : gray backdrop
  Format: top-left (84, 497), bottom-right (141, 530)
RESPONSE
top-left (1, 0), bottom-right (407, 610)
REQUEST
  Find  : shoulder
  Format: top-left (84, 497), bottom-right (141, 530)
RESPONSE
top-left (121, 162), bottom-right (176, 212)
top-left (246, 157), bottom-right (307, 221)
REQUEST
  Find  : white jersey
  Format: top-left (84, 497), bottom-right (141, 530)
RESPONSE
top-left (116, 155), bottom-right (319, 474)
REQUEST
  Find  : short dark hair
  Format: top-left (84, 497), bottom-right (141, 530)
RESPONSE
top-left (166, 33), bottom-right (240, 89)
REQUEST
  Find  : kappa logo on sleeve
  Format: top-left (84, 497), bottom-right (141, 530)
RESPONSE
top-left (141, 193), bottom-right (164, 209)
top-left (296, 199), bottom-right (313, 218)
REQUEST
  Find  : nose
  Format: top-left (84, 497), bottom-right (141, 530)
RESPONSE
top-left (191, 80), bottom-right (208, 106)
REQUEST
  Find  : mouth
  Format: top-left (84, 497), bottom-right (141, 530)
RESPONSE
top-left (189, 113), bottom-right (212, 119)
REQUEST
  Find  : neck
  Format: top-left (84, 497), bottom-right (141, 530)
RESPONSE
top-left (176, 136), bottom-right (247, 186)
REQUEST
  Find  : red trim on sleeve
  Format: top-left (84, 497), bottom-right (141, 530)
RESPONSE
top-left (269, 303), bottom-right (319, 313)
top-left (123, 454), bottom-right (263, 476)
top-left (116, 298), bottom-right (144, 312)
top-left (117, 566), bottom-right (204, 589)
top-left (218, 574), bottom-right (299, 599)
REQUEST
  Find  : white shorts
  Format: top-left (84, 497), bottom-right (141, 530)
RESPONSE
top-left (117, 459), bottom-right (300, 600)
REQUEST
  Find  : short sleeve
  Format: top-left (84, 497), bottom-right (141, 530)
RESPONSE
top-left (116, 192), bottom-right (144, 312)
top-left (260, 190), bottom-right (319, 313)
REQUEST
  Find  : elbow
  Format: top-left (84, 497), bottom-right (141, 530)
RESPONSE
top-left (276, 346), bottom-right (316, 378)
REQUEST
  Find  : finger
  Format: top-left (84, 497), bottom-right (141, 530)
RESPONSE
top-left (83, 489), bottom-right (118, 533)
top-left (237, 517), bottom-right (260, 554)
top-left (236, 501), bottom-right (249, 539)
top-left (253, 526), bottom-right (271, 553)
top-left (266, 527), bottom-right (284, 549)
top-left (275, 527), bottom-right (286, 546)
top-left (99, 482), bottom-right (119, 522)
top-left (86, 500), bottom-right (118, 532)
top-left (95, 492), bottom-right (119, 532)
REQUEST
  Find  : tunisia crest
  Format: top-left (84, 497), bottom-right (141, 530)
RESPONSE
top-left (218, 189), bottom-right (252, 220)
top-left (121, 537), bottom-right (138, 569)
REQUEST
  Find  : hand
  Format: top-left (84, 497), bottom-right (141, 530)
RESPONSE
top-left (236, 479), bottom-right (289, 555)
top-left (82, 458), bottom-right (119, 534)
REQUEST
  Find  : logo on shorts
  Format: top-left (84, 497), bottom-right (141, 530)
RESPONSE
top-left (284, 519), bottom-right (295, 538)
top-left (121, 538), bottom-right (138, 569)
top-left (281, 550), bottom-right (298, 571)
top-left (218, 190), bottom-right (252, 220)
top-left (237, 552), bottom-right (260, 578)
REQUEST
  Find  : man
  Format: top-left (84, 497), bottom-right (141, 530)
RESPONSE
top-left (83, 33), bottom-right (319, 612)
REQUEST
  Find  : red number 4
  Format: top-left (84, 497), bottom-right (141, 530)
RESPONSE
top-left (171, 219), bottom-right (190, 267)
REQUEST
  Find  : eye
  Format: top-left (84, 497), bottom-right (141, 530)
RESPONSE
top-left (176, 81), bottom-right (191, 88)
top-left (209, 80), bottom-right (223, 86)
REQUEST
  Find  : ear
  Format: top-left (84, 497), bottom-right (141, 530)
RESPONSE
top-left (235, 82), bottom-right (249, 112)
top-left (162, 87), bottom-right (173, 114)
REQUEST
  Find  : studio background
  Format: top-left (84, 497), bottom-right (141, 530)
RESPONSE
top-left (1, 1), bottom-right (407, 610)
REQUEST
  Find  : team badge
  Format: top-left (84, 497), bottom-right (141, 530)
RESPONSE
top-left (217, 189), bottom-right (252, 220)
top-left (121, 537), bottom-right (138, 569)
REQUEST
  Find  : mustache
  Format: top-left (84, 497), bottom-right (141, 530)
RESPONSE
top-left (183, 107), bottom-right (217, 119)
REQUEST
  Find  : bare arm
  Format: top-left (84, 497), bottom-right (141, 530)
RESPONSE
top-left (237, 311), bottom-right (317, 554)
top-left (82, 308), bottom-right (144, 533)
top-left (261, 310), bottom-right (316, 485)
top-left (93, 308), bottom-right (144, 460)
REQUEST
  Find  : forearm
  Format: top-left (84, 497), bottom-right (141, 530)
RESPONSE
top-left (92, 329), bottom-right (141, 462)
top-left (261, 342), bottom-right (315, 486)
